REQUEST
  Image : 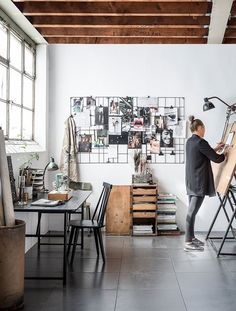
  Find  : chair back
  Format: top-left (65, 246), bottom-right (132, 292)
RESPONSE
top-left (92, 182), bottom-right (112, 227)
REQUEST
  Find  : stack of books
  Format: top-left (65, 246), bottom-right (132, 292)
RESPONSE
top-left (133, 225), bottom-right (153, 235)
top-left (157, 193), bottom-right (180, 235)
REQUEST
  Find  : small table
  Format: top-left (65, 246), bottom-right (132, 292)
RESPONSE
top-left (14, 190), bottom-right (92, 285)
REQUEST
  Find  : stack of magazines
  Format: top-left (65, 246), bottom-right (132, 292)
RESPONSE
top-left (133, 225), bottom-right (153, 235)
top-left (157, 193), bottom-right (180, 235)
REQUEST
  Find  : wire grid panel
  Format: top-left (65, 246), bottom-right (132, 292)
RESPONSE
top-left (70, 96), bottom-right (185, 164)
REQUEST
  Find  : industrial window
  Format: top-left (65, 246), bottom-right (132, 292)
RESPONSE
top-left (0, 18), bottom-right (35, 141)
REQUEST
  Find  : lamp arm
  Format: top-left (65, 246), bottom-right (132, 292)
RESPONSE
top-left (207, 96), bottom-right (231, 108)
top-left (42, 162), bottom-right (50, 190)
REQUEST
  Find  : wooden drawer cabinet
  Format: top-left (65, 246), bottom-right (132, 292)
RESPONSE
top-left (131, 184), bottom-right (158, 236)
top-left (133, 212), bottom-right (156, 218)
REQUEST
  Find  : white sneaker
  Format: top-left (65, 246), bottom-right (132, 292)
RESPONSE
top-left (192, 237), bottom-right (205, 246)
top-left (184, 242), bottom-right (204, 252)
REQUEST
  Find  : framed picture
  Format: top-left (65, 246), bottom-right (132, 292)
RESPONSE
top-left (109, 100), bottom-right (119, 115)
top-left (160, 129), bottom-right (173, 148)
top-left (128, 131), bottom-right (142, 149)
top-left (79, 134), bottom-right (92, 152)
top-left (95, 106), bottom-right (108, 126)
top-left (109, 116), bottom-right (122, 135)
top-left (164, 107), bottom-right (178, 126)
top-left (71, 97), bottom-right (84, 113)
top-left (154, 115), bottom-right (166, 133)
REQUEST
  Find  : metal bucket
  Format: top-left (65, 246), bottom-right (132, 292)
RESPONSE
top-left (0, 219), bottom-right (25, 311)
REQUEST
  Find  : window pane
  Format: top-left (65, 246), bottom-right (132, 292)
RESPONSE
top-left (0, 101), bottom-right (6, 133)
top-left (0, 64), bottom-right (7, 100)
top-left (22, 109), bottom-right (32, 140)
top-left (25, 46), bottom-right (34, 76)
top-left (10, 33), bottom-right (22, 70)
top-left (23, 76), bottom-right (33, 109)
top-left (0, 24), bottom-right (7, 59)
top-left (9, 104), bottom-right (21, 139)
top-left (10, 69), bottom-right (21, 105)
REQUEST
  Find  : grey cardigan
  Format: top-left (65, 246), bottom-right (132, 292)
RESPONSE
top-left (185, 134), bottom-right (225, 197)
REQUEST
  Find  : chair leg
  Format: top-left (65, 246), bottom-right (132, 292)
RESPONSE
top-left (97, 228), bottom-right (105, 262)
top-left (88, 207), bottom-right (92, 236)
top-left (67, 213), bottom-right (72, 232)
top-left (93, 228), bottom-right (100, 257)
top-left (67, 226), bottom-right (75, 257)
top-left (70, 228), bottom-right (80, 265)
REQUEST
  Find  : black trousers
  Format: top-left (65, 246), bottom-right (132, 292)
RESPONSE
top-left (185, 195), bottom-right (205, 242)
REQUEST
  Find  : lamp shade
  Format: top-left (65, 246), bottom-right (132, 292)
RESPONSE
top-left (203, 98), bottom-right (215, 112)
top-left (47, 157), bottom-right (59, 171)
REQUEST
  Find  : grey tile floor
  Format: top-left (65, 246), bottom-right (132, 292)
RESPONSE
top-left (23, 233), bottom-right (236, 311)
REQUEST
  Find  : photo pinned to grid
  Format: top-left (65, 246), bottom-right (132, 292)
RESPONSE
top-left (137, 97), bottom-right (158, 108)
top-left (70, 97), bottom-right (84, 114)
top-left (109, 97), bottom-right (120, 115)
top-left (85, 97), bottom-right (96, 110)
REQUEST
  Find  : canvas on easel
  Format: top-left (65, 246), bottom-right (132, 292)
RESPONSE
top-left (212, 122), bottom-right (236, 196)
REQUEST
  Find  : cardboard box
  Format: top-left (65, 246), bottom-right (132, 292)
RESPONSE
top-left (48, 190), bottom-right (73, 201)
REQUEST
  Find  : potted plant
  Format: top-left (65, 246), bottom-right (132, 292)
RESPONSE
top-left (0, 128), bottom-right (26, 310)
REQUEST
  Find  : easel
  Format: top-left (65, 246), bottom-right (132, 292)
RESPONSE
top-left (206, 178), bottom-right (236, 257)
top-left (206, 122), bottom-right (236, 256)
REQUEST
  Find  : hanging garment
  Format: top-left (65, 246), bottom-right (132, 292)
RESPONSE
top-left (60, 116), bottom-right (79, 182)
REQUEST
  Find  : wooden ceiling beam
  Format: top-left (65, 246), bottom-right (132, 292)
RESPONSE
top-left (46, 36), bottom-right (207, 43)
top-left (30, 15), bottom-right (210, 26)
top-left (14, 1), bottom-right (212, 15)
top-left (37, 26), bottom-right (208, 36)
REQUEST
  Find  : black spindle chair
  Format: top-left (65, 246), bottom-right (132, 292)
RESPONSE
top-left (67, 182), bottom-right (112, 264)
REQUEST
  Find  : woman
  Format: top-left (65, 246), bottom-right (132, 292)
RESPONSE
top-left (185, 116), bottom-right (227, 252)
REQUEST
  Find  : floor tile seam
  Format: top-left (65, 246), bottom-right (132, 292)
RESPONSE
top-left (170, 252), bottom-right (188, 311)
top-left (114, 238), bottom-right (125, 311)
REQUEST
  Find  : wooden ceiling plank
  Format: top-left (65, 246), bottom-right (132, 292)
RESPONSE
top-left (45, 36), bottom-right (207, 43)
top-left (14, 1), bottom-right (212, 15)
top-left (30, 15), bottom-right (211, 26)
top-left (12, 0), bottom-right (211, 2)
top-left (223, 38), bottom-right (236, 43)
top-left (225, 27), bottom-right (236, 37)
top-left (37, 26), bottom-right (208, 36)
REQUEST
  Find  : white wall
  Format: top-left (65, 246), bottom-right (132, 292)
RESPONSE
top-left (48, 44), bottom-right (236, 232)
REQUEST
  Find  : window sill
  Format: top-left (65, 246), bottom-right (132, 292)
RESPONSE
top-left (6, 140), bottom-right (46, 154)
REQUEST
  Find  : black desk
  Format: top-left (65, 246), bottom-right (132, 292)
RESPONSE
top-left (15, 190), bottom-right (92, 285)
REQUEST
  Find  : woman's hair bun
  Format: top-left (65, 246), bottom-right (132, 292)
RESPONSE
top-left (188, 115), bottom-right (195, 123)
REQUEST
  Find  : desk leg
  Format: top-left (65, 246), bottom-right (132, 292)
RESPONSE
top-left (81, 203), bottom-right (84, 249)
top-left (36, 212), bottom-right (42, 251)
top-left (63, 213), bottom-right (68, 286)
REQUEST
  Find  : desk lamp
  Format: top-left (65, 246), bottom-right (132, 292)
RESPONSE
top-left (42, 157), bottom-right (59, 192)
top-left (203, 97), bottom-right (236, 141)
